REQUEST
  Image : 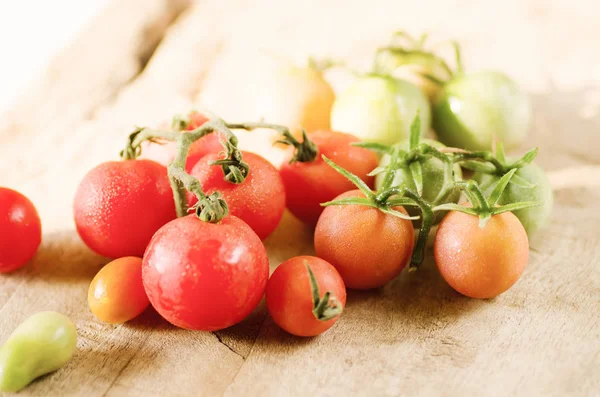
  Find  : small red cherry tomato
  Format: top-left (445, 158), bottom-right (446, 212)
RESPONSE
top-left (314, 190), bottom-right (414, 289)
top-left (434, 209), bottom-right (529, 299)
top-left (143, 215), bottom-right (269, 331)
top-left (188, 151), bottom-right (286, 240)
top-left (140, 111), bottom-right (222, 172)
top-left (279, 130), bottom-right (378, 225)
top-left (266, 256), bottom-right (346, 337)
top-left (0, 188), bottom-right (42, 273)
top-left (74, 159), bottom-right (176, 258)
top-left (88, 257), bottom-right (149, 324)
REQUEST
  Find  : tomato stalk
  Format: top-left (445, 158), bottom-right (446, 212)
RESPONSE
top-left (274, 129), bottom-right (318, 163)
top-left (306, 264), bottom-right (343, 321)
top-left (121, 115), bottom-right (291, 222)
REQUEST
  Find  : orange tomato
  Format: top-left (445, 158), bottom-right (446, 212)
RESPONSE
top-left (88, 257), bottom-right (149, 324)
top-left (434, 210), bottom-right (529, 299)
top-left (314, 190), bottom-right (415, 289)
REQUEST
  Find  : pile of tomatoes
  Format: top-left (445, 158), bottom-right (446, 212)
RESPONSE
top-left (0, 33), bottom-right (553, 339)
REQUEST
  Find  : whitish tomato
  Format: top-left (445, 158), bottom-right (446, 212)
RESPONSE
top-left (331, 74), bottom-right (430, 145)
top-left (143, 215), bottom-right (269, 331)
top-left (266, 256), bottom-right (346, 337)
top-left (0, 188), bottom-right (41, 273)
top-left (434, 208), bottom-right (529, 299)
top-left (314, 190), bottom-right (414, 289)
top-left (279, 130), bottom-right (378, 225)
top-left (88, 257), bottom-right (149, 324)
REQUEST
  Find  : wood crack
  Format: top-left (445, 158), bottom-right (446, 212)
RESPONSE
top-left (212, 332), bottom-right (246, 360)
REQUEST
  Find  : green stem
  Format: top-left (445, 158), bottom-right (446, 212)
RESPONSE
top-left (404, 191), bottom-right (433, 270)
top-left (275, 129), bottom-right (318, 163)
top-left (306, 263), bottom-right (343, 321)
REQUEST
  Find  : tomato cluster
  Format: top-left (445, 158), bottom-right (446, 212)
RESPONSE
top-left (1, 33), bottom-right (552, 343)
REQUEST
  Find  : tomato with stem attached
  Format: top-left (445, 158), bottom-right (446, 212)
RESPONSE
top-left (266, 256), bottom-right (346, 337)
top-left (74, 159), bottom-right (176, 258)
top-left (0, 188), bottom-right (42, 273)
top-left (143, 215), bottom-right (269, 331)
top-left (88, 257), bottom-right (149, 324)
top-left (278, 130), bottom-right (378, 225)
top-left (188, 151), bottom-right (286, 240)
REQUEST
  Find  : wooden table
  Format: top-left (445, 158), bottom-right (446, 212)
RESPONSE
top-left (1, 0), bottom-right (599, 395)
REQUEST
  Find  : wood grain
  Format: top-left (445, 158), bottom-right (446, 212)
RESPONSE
top-left (0, 0), bottom-right (599, 396)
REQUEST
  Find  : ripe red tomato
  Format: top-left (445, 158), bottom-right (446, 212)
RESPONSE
top-left (74, 160), bottom-right (176, 258)
top-left (88, 256), bottom-right (149, 324)
top-left (279, 130), bottom-right (379, 225)
top-left (0, 188), bottom-right (42, 273)
top-left (314, 190), bottom-right (414, 289)
top-left (140, 111), bottom-right (222, 172)
top-left (188, 151), bottom-right (286, 240)
top-left (142, 215), bottom-right (269, 331)
top-left (266, 256), bottom-right (346, 337)
top-left (434, 209), bottom-right (529, 299)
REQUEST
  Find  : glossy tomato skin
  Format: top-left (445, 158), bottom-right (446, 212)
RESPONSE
top-left (88, 257), bottom-right (149, 324)
top-left (279, 130), bottom-right (378, 225)
top-left (140, 112), bottom-right (222, 172)
top-left (0, 188), bottom-right (42, 273)
top-left (314, 190), bottom-right (414, 289)
top-left (142, 215), bottom-right (269, 331)
top-left (434, 210), bottom-right (529, 299)
top-left (74, 160), bottom-right (176, 258)
top-left (266, 256), bottom-right (346, 337)
top-left (188, 151), bottom-right (285, 240)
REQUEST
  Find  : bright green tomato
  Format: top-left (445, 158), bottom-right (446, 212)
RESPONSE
top-left (433, 71), bottom-right (532, 151)
top-left (375, 139), bottom-right (462, 224)
top-left (0, 312), bottom-right (77, 392)
top-left (331, 75), bottom-right (430, 145)
top-left (474, 162), bottom-right (553, 236)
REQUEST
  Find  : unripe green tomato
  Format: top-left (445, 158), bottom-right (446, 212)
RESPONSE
top-left (331, 75), bottom-right (431, 146)
top-left (474, 162), bottom-right (553, 236)
top-left (375, 139), bottom-right (462, 224)
top-left (0, 311), bottom-right (77, 392)
top-left (432, 71), bottom-right (532, 151)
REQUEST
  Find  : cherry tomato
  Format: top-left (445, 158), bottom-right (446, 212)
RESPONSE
top-left (74, 160), bottom-right (176, 258)
top-left (266, 256), bottom-right (346, 337)
top-left (140, 111), bottom-right (223, 172)
top-left (188, 151), bottom-right (286, 240)
top-left (88, 257), bottom-right (149, 324)
top-left (143, 215), bottom-right (269, 331)
top-left (434, 209), bottom-right (529, 299)
top-left (433, 71), bottom-right (531, 151)
top-left (314, 190), bottom-right (415, 289)
top-left (279, 130), bottom-right (378, 225)
top-left (331, 74), bottom-right (430, 145)
top-left (0, 188), bottom-right (42, 273)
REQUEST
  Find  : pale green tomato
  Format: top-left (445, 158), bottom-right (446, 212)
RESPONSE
top-left (433, 71), bottom-right (532, 151)
top-left (474, 162), bottom-right (553, 236)
top-left (0, 312), bottom-right (77, 392)
top-left (331, 75), bottom-right (431, 146)
top-left (375, 139), bottom-right (462, 224)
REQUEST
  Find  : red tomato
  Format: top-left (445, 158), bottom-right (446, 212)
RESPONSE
top-left (314, 190), bottom-right (414, 289)
top-left (0, 188), bottom-right (42, 273)
top-left (188, 151), bottom-right (286, 240)
top-left (74, 160), bottom-right (176, 258)
top-left (88, 257), bottom-right (149, 324)
top-left (434, 209), bottom-right (529, 299)
top-left (140, 111), bottom-right (222, 172)
top-left (279, 130), bottom-right (378, 225)
top-left (266, 256), bottom-right (346, 337)
top-left (142, 215), bottom-right (269, 331)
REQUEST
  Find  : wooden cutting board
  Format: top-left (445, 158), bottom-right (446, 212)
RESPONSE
top-left (0, 0), bottom-right (598, 396)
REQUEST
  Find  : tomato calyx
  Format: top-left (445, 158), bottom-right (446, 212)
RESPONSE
top-left (306, 263), bottom-right (343, 321)
top-left (433, 169), bottom-right (541, 228)
top-left (275, 129), bottom-right (318, 163)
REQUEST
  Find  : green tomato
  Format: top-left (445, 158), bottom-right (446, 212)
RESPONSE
top-left (474, 162), bottom-right (553, 236)
top-left (432, 71), bottom-right (532, 151)
top-left (331, 75), bottom-right (431, 146)
top-left (0, 311), bottom-right (77, 392)
top-left (375, 139), bottom-right (462, 224)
